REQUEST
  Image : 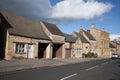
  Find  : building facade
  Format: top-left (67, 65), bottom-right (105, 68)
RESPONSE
top-left (80, 27), bottom-right (97, 54)
top-left (0, 10), bottom-right (52, 59)
top-left (72, 32), bottom-right (90, 58)
top-left (64, 33), bottom-right (77, 58)
top-left (40, 21), bottom-right (65, 58)
top-left (110, 42), bottom-right (116, 57)
top-left (0, 10), bottom-right (112, 60)
top-left (110, 41), bottom-right (120, 56)
top-left (90, 24), bottom-right (110, 57)
top-left (0, 10), bottom-right (66, 60)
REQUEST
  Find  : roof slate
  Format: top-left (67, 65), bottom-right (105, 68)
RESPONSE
top-left (110, 42), bottom-right (116, 48)
top-left (0, 10), bottom-right (50, 40)
top-left (64, 33), bottom-right (77, 43)
top-left (74, 32), bottom-right (89, 43)
top-left (42, 21), bottom-right (64, 36)
top-left (84, 31), bottom-right (96, 41)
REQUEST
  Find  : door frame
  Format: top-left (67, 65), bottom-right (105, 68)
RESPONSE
top-left (27, 44), bottom-right (34, 58)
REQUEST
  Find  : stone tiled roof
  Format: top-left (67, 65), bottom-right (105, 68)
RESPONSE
top-left (74, 32), bottom-right (89, 43)
top-left (0, 10), bottom-right (50, 40)
top-left (84, 31), bottom-right (96, 41)
top-left (110, 42), bottom-right (116, 48)
top-left (64, 33), bottom-right (77, 43)
top-left (42, 21), bottom-right (64, 36)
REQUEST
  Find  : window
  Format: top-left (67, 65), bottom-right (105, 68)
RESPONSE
top-left (15, 43), bottom-right (25, 53)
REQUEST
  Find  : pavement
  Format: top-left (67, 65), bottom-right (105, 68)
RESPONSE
top-left (0, 58), bottom-right (105, 74)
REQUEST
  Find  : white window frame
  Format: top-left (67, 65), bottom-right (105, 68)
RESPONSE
top-left (15, 43), bottom-right (25, 53)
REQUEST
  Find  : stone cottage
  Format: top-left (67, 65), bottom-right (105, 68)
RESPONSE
top-left (80, 27), bottom-right (97, 54)
top-left (63, 33), bottom-right (77, 58)
top-left (72, 32), bottom-right (90, 58)
top-left (40, 21), bottom-right (65, 58)
top-left (0, 10), bottom-right (52, 59)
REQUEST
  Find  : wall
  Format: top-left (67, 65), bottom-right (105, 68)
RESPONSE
top-left (6, 34), bottom-right (50, 59)
top-left (82, 31), bottom-right (97, 53)
top-left (90, 25), bottom-right (110, 57)
top-left (111, 42), bottom-right (120, 56)
top-left (40, 22), bottom-right (65, 58)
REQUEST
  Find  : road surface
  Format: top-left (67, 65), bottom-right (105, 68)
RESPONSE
top-left (0, 59), bottom-right (120, 80)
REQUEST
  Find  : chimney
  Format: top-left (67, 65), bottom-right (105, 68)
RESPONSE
top-left (101, 28), bottom-right (104, 31)
top-left (80, 26), bottom-right (83, 34)
top-left (91, 24), bottom-right (95, 29)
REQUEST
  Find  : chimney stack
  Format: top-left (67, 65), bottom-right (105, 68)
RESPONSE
top-left (80, 26), bottom-right (83, 34)
top-left (91, 24), bottom-right (95, 29)
top-left (101, 28), bottom-right (104, 31)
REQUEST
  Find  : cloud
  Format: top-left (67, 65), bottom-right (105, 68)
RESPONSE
top-left (110, 34), bottom-right (120, 41)
top-left (50, 0), bottom-right (113, 20)
top-left (0, 0), bottom-right (52, 19)
top-left (0, 0), bottom-right (113, 21)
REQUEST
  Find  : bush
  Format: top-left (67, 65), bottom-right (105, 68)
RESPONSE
top-left (82, 53), bottom-right (86, 58)
top-left (93, 53), bottom-right (98, 58)
top-left (82, 52), bottom-right (98, 58)
top-left (35, 56), bottom-right (38, 59)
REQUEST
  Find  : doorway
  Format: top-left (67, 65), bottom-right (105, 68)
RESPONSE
top-left (52, 44), bottom-right (63, 58)
top-left (65, 48), bottom-right (71, 58)
top-left (0, 23), bottom-right (7, 59)
top-left (38, 43), bottom-right (49, 59)
top-left (28, 44), bottom-right (34, 58)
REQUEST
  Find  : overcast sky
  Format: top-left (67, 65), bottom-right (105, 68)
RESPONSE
top-left (0, 0), bottom-right (120, 40)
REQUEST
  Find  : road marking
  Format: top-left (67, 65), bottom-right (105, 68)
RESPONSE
top-left (60, 73), bottom-right (78, 80)
top-left (101, 62), bottom-right (108, 65)
top-left (86, 65), bottom-right (99, 71)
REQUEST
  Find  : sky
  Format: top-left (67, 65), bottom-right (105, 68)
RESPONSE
top-left (0, 0), bottom-right (120, 41)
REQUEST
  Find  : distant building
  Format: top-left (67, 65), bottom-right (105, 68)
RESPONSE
top-left (90, 24), bottom-right (110, 57)
top-left (110, 41), bottom-right (120, 56)
top-left (110, 42), bottom-right (116, 57)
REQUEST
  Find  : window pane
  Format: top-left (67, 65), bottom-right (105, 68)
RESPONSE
top-left (15, 43), bottom-right (25, 53)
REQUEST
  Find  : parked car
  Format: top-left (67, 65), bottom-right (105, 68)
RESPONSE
top-left (112, 53), bottom-right (119, 59)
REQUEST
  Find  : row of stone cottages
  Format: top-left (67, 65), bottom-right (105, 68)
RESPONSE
top-left (0, 10), bottom-right (115, 60)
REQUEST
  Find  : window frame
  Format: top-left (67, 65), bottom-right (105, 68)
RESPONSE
top-left (15, 43), bottom-right (25, 53)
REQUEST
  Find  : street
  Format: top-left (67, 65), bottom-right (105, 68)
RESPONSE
top-left (0, 59), bottom-right (120, 80)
